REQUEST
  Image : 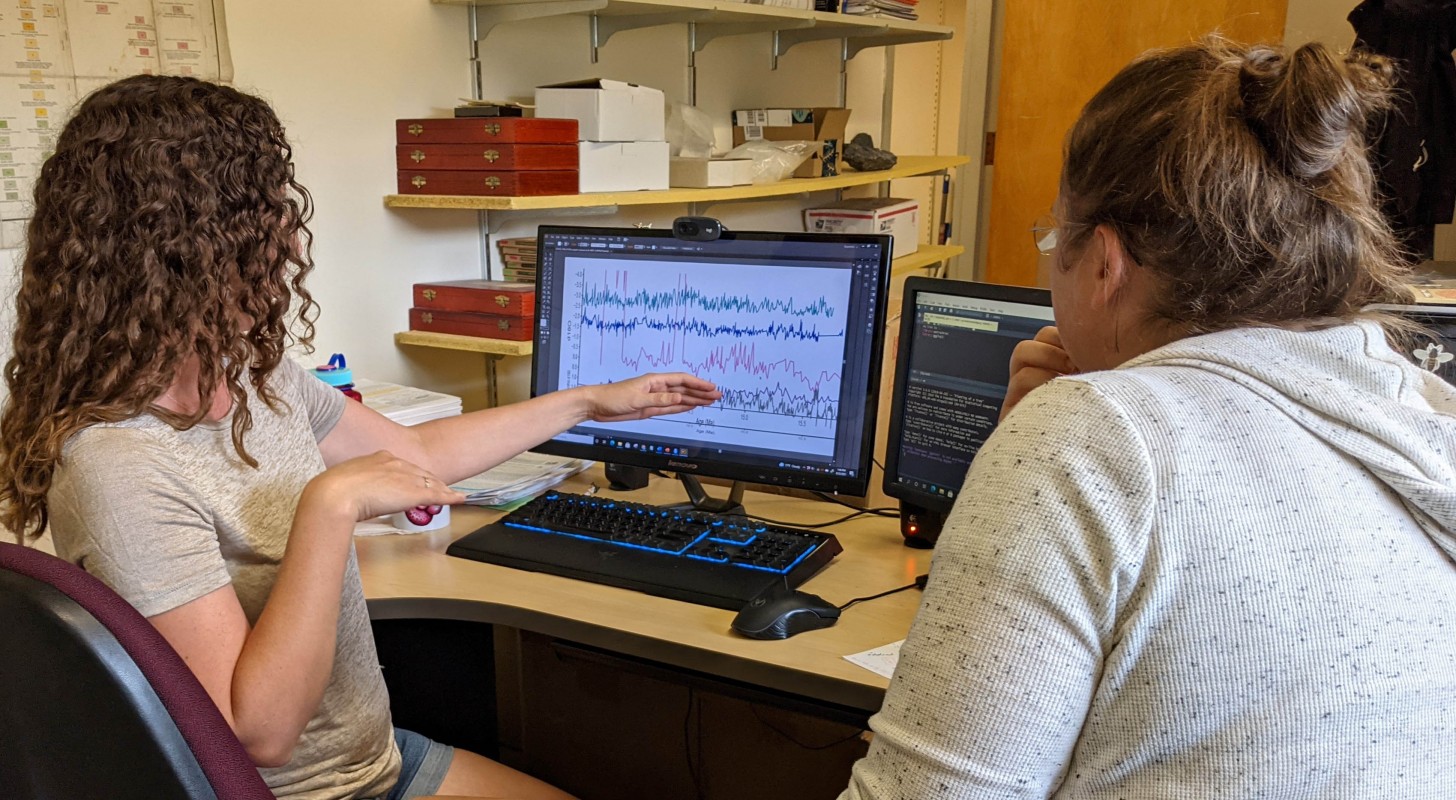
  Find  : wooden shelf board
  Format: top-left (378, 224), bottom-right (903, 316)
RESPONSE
top-left (892, 243), bottom-right (963, 275)
top-left (433, 0), bottom-right (952, 43)
top-left (392, 245), bottom-right (963, 358)
top-left (394, 330), bottom-right (533, 357)
top-left (386, 154), bottom-right (970, 211)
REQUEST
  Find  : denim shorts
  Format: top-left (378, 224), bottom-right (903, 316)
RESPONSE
top-left (384, 727), bottom-right (454, 800)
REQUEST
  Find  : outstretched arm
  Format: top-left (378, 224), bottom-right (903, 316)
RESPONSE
top-left (318, 372), bottom-right (720, 482)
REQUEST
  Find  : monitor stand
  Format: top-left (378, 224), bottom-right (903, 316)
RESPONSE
top-left (668, 473), bottom-right (747, 517)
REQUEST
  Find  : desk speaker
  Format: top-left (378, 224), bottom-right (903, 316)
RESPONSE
top-left (898, 501), bottom-right (947, 549)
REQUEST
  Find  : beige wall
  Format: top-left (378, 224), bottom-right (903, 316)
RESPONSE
top-left (0, 2), bottom-right (958, 411)
top-left (1284, 0), bottom-right (1355, 46)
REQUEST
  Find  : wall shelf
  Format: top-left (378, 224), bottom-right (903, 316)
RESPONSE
top-left (395, 331), bottom-right (533, 357)
top-left (890, 243), bottom-right (962, 274)
top-left (433, 0), bottom-right (953, 59)
top-left (386, 155), bottom-right (969, 211)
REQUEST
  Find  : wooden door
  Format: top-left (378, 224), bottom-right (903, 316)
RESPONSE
top-left (985, 0), bottom-right (1288, 287)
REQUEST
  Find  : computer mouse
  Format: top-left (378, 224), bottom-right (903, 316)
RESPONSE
top-left (731, 589), bottom-right (842, 640)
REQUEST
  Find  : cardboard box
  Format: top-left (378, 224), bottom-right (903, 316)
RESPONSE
top-left (731, 107), bottom-right (850, 178)
top-left (669, 157), bottom-right (754, 188)
top-left (805, 197), bottom-right (920, 259)
top-left (732, 108), bottom-right (840, 127)
top-left (535, 79), bottom-right (666, 142)
top-left (579, 141), bottom-right (669, 192)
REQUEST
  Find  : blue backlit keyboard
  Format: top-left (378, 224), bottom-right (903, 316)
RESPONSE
top-left (444, 490), bottom-right (843, 610)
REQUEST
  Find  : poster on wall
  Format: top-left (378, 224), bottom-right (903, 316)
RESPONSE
top-left (0, 0), bottom-right (230, 248)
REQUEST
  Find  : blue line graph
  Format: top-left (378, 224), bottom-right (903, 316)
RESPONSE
top-left (558, 256), bottom-right (854, 456)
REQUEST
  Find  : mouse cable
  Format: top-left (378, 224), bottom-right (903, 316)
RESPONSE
top-left (838, 574), bottom-right (929, 612)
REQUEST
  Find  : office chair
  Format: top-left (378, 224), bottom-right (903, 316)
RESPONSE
top-left (0, 541), bottom-right (276, 800)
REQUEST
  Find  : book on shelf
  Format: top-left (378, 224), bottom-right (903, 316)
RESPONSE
top-left (840, 0), bottom-right (918, 19)
top-left (496, 235), bottom-right (539, 285)
top-left (736, 0), bottom-right (814, 8)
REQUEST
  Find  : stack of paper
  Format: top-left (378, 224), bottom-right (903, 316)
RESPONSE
top-left (840, 0), bottom-right (917, 19)
top-left (450, 452), bottom-right (593, 507)
top-left (355, 379), bottom-right (463, 426)
top-left (496, 236), bottom-right (537, 284)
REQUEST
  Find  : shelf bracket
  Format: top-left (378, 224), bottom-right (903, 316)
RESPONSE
top-left (845, 29), bottom-right (953, 60)
top-left (473, 0), bottom-right (606, 42)
top-left (591, 10), bottom-right (712, 62)
top-left (771, 23), bottom-right (952, 67)
top-left (694, 18), bottom-right (812, 53)
top-left (773, 24), bottom-right (885, 69)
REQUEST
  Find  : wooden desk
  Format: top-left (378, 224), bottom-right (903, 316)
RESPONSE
top-left (357, 468), bottom-right (931, 714)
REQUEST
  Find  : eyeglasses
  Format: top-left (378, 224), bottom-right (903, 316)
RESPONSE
top-left (1031, 213), bottom-right (1060, 256)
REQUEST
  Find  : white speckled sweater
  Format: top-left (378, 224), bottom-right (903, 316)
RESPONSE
top-left (841, 321), bottom-right (1456, 799)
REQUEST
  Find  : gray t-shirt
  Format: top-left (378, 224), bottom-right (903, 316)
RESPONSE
top-left (49, 358), bottom-right (400, 800)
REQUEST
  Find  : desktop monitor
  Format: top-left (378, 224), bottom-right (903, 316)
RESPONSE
top-left (882, 278), bottom-right (1056, 545)
top-left (529, 224), bottom-right (893, 505)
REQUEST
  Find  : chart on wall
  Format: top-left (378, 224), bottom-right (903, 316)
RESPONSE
top-left (0, 0), bottom-right (231, 248)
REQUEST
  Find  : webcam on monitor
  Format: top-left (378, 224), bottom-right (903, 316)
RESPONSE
top-left (672, 216), bottom-right (725, 242)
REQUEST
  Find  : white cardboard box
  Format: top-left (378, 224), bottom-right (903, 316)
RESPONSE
top-left (805, 197), bottom-right (920, 259)
top-left (669, 157), bottom-right (754, 188)
top-left (731, 108), bottom-right (800, 127)
top-left (580, 141), bottom-right (670, 192)
top-left (535, 79), bottom-right (665, 142)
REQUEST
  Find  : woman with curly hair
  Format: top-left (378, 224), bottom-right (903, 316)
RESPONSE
top-left (0, 75), bottom-right (718, 800)
top-left (839, 38), bottom-right (1456, 799)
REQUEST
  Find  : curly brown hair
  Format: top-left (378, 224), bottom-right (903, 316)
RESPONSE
top-left (1060, 37), bottom-right (1412, 333)
top-left (0, 74), bottom-right (318, 541)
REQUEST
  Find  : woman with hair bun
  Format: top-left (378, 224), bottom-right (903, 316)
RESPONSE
top-left (0, 75), bottom-right (719, 800)
top-left (840, 38), bottom-right (1456, 799)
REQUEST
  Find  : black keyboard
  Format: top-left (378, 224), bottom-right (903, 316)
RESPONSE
top-left (445, 490), bottom-right (843, 610)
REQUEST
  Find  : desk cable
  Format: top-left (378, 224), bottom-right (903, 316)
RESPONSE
top-left (838, 573), bottom-right (930, 612)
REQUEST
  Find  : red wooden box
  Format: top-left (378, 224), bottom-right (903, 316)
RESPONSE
top-left (395, 144), bottom-right (578, 172)
top-left (395, 118), bottom-right (578, 145)
top-left (409, 308), bottom-right (532, 341)
top-left (412, 280), bottom-right (535, 316)
top-left (396, 170), bottom-right (578, 197)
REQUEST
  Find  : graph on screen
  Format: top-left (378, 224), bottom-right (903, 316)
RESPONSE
top-left (558, 255), bottom-right (854, 457)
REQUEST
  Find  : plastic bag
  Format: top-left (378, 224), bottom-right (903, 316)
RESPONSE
top-left (666, 102), bottom-right (716, 159)
top-left (722, 140), bottom-right (817, 184)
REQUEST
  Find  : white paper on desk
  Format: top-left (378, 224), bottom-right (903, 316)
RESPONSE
top-left (844, 640), bottom-right (905, 680)
top-left (449, 453), bottom-right (592, 506)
